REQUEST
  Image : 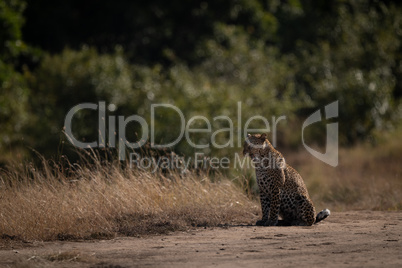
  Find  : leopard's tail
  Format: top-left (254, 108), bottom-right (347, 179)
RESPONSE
top-left (315, 208), bottom-right (330, 223)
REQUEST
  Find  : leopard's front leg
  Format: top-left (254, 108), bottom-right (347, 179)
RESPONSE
top-left (266, 169), bottom-right (285, 226)
top-left (256, 193), bottom-right (270, 226)
top-left (266, 185), bottom-right (280, 226)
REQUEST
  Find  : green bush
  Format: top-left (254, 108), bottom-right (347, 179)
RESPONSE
top-left (1, 0), bottom-right (402, 164)
top-left (25, 47), bottom-right (135, 158)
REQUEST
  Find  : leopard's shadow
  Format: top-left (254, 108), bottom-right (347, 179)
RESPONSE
top-left (218, 220), bottom-right (300, 228)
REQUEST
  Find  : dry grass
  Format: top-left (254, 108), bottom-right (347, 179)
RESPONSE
top-left (0, 159), bottom-right (258, 243)
top-left (1, 130), bottom-right (401, 245)
top-left (286, 130), bottom-right (402, 211)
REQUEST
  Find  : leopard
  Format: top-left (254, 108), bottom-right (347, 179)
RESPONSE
top-left (243, 133), bottom-right (330, 226)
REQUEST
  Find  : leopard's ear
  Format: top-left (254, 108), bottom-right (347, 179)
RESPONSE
top-left (247, 133), bottom-right (251, 137)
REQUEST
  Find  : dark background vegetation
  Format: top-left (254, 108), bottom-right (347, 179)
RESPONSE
top-left (1, 0), bottom-right (401, 163)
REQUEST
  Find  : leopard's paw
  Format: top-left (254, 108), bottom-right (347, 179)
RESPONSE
top-left (266, 219), bottom-right (278, 226)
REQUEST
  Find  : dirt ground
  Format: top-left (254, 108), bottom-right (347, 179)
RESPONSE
top-left (1, 211), bottom-right (401, 268)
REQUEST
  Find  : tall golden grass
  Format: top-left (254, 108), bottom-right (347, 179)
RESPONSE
top-left (1, 129), bottom-right (401, 244)
top-left (0, 158), bottom-right (258, 242)
top-left (287, 130), bottom-right (402, 211)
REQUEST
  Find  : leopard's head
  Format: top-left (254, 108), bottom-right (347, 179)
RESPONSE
top-left (243, 133), bottom-right (271, 160)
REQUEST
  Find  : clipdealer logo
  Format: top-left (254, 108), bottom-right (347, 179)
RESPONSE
top-left (302, 101), bottom-right (338, 167)
top-left (64, 101), bottom-right (338, 168)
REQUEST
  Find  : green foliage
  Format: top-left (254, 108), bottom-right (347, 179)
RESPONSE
top-left (290, 0), bottom-right (402, 144)
top-left (22, 0), bottom-right (278, 65)
top-left (25, 47), bottom-right (135, 157)
top-left (0, 0), bottom-right (30, 159)
top-left (0, 62), bottom-right (29, 152)
top-left (128, 25), bottom-right (302, 157)
top-left (0, 0), bottom-right (26, 61)
top-left (0, 0), bottom-right (401, 162)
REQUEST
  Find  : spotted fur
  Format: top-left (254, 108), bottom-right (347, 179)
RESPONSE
top-left (243, 133), bottom-right (330, 226)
